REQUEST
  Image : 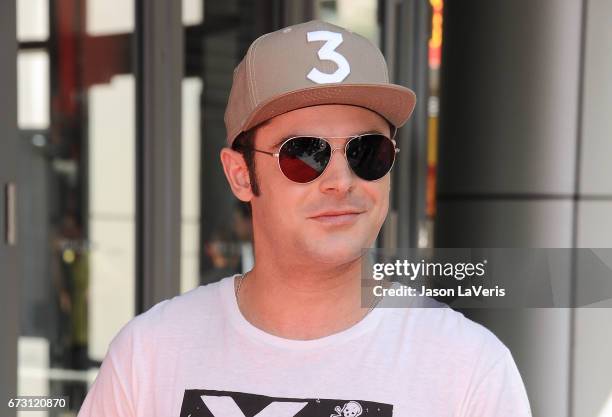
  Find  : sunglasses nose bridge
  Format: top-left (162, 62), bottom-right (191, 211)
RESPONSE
top-left (328, 145), bottom-right (353, 170)
top-left (320, 145), bottom-right (354, 181)
top-left (329, 146), bottom-right (346, 157)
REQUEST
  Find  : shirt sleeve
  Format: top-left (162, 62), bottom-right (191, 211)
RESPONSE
top-left (77, 324), bottom-right (138, 417)
top-left (460, 349), bottom-right (533, 417)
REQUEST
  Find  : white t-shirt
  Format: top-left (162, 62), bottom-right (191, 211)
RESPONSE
top-left (77, 275), bottom-right (532, 417)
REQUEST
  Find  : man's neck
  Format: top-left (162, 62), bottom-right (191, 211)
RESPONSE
top-left (234, 258), bottom-right (381, 340)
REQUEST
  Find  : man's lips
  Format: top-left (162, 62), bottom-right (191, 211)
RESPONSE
top-left (308, 209), bottom-right (365, 225)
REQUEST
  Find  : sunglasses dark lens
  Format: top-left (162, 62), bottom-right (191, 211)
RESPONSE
top-left (346, 134), bottom-right (395, 180)
top-left (278, 137), bottom-right (331, 183)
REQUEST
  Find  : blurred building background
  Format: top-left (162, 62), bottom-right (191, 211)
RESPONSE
top-left (0, 0), bottom-right (611, 416)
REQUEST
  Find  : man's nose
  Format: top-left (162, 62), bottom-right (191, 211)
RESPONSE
top-left (318, 148), bottom-right (355, 195)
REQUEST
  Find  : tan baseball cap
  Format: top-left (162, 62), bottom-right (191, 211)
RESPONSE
top-left (224, 19), bottom-right (417, 146)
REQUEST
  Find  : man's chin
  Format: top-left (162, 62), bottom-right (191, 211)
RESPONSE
top-left (303, 242), bottom-right (366, 266)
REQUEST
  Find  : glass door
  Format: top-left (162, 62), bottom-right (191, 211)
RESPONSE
top-left (15, 0), bottom-right (136, 413)
top-left (180, 0), bottom-right (287, 290)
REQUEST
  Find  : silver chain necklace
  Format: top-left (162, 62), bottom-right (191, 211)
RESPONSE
top-left (235, 271), bottom-right (382, 312)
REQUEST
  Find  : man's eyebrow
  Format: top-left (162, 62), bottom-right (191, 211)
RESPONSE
top-left (270, 130), bottom-right (387, 149)
top-left (358, 130), bottom-right (386, 136)
top-left (271, 136), bottom-right (294, 149)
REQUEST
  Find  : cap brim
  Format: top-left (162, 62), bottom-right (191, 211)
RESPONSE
top-left (235, 83), bottom-right (416, 143)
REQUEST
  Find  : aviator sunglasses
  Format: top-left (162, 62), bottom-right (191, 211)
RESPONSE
top-left (243, 132), bottom-right (400, 184)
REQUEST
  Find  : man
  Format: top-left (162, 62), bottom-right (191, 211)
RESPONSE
top-left (78, 20), bottom-right (531, 416)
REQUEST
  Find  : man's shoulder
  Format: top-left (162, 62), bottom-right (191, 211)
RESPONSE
top-left (386, 302), bottom-right (510, 367)
top-left (106, 276), bottom-right (233, 354)
top-left (140, 276), bottom-right (229, 324)
top-left (387, 306), bottom-right (530, 414)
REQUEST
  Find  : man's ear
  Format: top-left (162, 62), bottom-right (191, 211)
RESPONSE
top-left (220, 148), bottom-right (254, 202)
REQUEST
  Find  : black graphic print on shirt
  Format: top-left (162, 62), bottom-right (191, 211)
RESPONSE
top-left (179, 389), bottom-right (393, 417)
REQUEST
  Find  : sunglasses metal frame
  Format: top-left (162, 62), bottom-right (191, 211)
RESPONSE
top-left (246, 133), bottom-right (400, 184)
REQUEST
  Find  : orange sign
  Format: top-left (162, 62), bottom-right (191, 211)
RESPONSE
top-left (428, 0), bottom-right (443, 69)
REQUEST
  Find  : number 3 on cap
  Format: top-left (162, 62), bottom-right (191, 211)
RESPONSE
top-left (306, 31), bottom-right (351, 84)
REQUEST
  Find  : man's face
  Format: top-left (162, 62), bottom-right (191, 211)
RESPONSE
top-left (250, 104), bottom-right (392, 266)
